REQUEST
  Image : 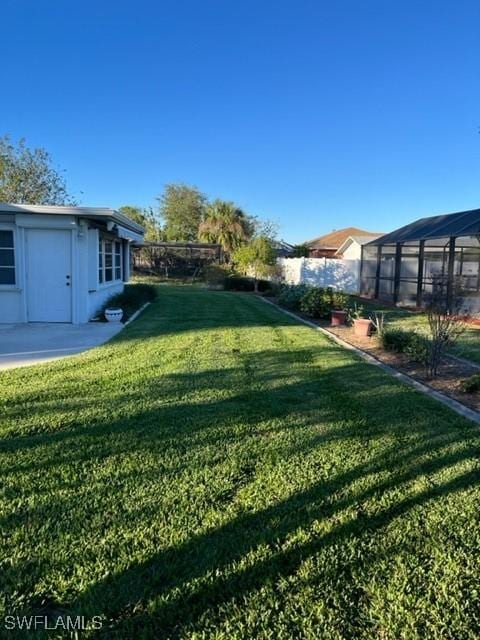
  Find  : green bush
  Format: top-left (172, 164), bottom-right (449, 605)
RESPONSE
top-left (257, 279), bottom-right (274, 293)
top-left (381, 328), bottom-right (430, 365)
top-left (404, 332), bottom-right (430, 364)
top-left (100, 283), bottom-right (157, 322)
top-left (299, 287), bottom-right (349, 319)
top-left (223, 276), bottom-right (254, 291)
top-left (260, 281), bottom-right (280, 297)
top-left (223, 276), bottom-right (273, 292)
top-left (328, 289), bottom-right (349, 311)
top-left (460, 374), bottom-right (480, 393)
top-left (277, 284), bottom-right (310, 310)
top-left (300, 288), bottom-right (331, 318)
top-left (203, 264), bottom-right (230, 286)
top-left (381, 328), bottom-right (414, 353)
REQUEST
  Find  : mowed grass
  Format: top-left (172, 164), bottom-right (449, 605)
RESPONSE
top-left (1, 286), bottom-right (480, 639)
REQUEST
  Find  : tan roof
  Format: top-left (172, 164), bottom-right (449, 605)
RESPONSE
top-left (305, 227), bottom-right (384, 250)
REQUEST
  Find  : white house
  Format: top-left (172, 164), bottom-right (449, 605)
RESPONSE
top-left (0, 203), bottom-right (144, 324)
top-left (335, 234), bottom-right (384, 260)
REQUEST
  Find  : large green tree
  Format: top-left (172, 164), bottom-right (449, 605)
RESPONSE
top-left (119, 205), bottom-right (164, 241)
top-left (158, 183), bottom-right (207, 241)
top-left (198, 199), bottom-right (254, 256)
top-left (0, 135), bottom-right (74, 205)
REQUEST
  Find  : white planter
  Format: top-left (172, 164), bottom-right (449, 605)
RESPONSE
top-left (105, 307), bottom-right (123, 323)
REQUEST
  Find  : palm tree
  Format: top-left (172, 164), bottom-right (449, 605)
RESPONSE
top-left (198, 200), bottom-right (253, 257)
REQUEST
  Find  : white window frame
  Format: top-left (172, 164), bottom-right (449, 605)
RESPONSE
top-left (0, 226), bottom-right (16, 289)
top-left (98, 236), bottom-right (123, 286)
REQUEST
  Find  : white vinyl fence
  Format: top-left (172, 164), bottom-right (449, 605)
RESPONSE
top-left (278, 257), bottom-right (360, 293)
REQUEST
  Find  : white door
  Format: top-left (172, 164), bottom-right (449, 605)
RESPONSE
top-left (26, 229), bottom-right (72, 322)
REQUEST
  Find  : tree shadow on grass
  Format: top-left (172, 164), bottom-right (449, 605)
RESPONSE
top-left (1, 299), bottom-right (479, 638)
top-left (68, 425), bottom-right (479, 638)
top-left (7, 426), bottom-right (477, 638)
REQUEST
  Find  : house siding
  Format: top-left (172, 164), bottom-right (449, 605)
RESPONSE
top-left (0, 212), bottom-right (134, 324)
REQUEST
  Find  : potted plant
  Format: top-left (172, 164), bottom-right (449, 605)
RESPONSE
top-left (349, 303), bottom-right (372, 337)
top-left (331, 309), bottom-right (348, 326)
top-left (105, 307), bottom-right (124, 322)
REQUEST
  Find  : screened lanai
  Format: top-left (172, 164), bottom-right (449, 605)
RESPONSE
top-left (360, 208), bottom-right (480, 314)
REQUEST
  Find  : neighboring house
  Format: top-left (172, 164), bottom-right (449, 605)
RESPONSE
top-left (0, 203), bottom-right (144, 324)
top-left (335, 234), bottom-right (384, 260)
top-left (360, 207), bottom-right (480, 313)
top-left (305, 227), bottom-right (383, 258)
top-left (274, 239), bottom-right (295, 258)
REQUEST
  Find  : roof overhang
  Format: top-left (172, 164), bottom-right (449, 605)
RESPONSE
top-left (0, 203), bottom-right (145, 237)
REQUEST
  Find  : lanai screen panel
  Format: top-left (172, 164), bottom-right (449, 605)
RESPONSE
top-left (377, 244), bottom-right (396, 302)
top-left (361, 209), bottom-right (480, 310)
top-left (360, 244), bottom-right (377, 296)
top-left (397, 242), bottom-right (420, 306)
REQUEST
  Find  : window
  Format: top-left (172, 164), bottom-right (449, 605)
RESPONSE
top-left (115, 242), bottom-right (121, 280)
top-left (104, 240), bottom-right (113, 282)
top-left (98, 237), bottom-right (122, 284)
top-left (98, 237), bottom-right (103, 283)
top-left (0, 230), bottom-right (15, 285)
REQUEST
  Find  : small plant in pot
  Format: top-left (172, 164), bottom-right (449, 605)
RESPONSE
top-left (105, 307), bottom-right (124, 323)
top-left (348, 303), bottom-right (372, 337)
top-left (329, 290), bottom-right (349, 326)
top-left (331, 309), bottom-right (348, 326)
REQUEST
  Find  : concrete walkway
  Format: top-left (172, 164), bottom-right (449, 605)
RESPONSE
top-left (0, 322), bottom-right (123, 370)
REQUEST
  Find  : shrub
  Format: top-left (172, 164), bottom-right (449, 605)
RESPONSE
top-left (260, 281), bottom-right (280, 297)
top-left (300, 288), bottom-right (331, 318)
top-left (404, 332), bottom-right (430, 364)
top-left (276, 284), bottom-right (310, 310)
top-left (381, 328), bottom-right (430, 367)
top-left (381, 328), bottom-right (416, 353)
top-left (203, 264), bottom-right (230, 286)
top-left (99, 283), bottom-right (157, 322)
top-left (223, 276), bottom-right (273, 292)
top-left (296, 287), bottom-right (349, 319)
top-left (224, 276), bottom-right (254, 291)
top-left (257, 279), bottom-right (274, 293)
top-left (460, 374), bottom-right (480, 393)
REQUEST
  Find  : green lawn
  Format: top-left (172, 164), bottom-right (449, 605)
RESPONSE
top-left (1, 286), bottom-right (480, 639)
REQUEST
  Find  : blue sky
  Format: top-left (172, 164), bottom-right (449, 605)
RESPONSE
top-left (2, 0), bottom-right (479, 243)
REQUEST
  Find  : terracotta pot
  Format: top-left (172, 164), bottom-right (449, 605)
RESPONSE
top-left (353, 318), bottom-right (372, 337)
top-left (331, 310), bottom-right (347, 326)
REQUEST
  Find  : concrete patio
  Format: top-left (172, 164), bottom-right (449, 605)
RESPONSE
top-left (0, 322), bottom-right (123, 370)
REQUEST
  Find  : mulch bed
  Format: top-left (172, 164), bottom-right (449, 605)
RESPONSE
top-left (269, 299), bottom-right (480, 414)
